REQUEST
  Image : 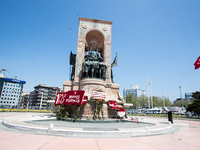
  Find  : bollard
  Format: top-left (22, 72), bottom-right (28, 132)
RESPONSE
top-left (145, 126), bottom-right (149, 134)
top-left (47, 124), bottom-right (54, 133)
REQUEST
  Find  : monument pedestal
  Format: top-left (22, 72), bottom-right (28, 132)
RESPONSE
top-left (47, 100), bottom-right (59, 116)
top-left (63, 78), bottom-right (123, 118)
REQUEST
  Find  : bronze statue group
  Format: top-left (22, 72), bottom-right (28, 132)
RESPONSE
top-left (70, 46), bottom-right (117, 82)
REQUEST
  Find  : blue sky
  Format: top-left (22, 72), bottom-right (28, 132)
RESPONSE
top-left (0, 0), bottom-right (199, 102)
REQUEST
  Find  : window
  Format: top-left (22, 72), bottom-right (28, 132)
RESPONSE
top-left (4, 98), bottom-right (6, 100)
top-left (4, 87), bottom-right (5, 89)
top-left (10, 98), bottom-right (12, 100)
top-left (8, 98), bottom-right (9, 100)
top-left (8, 84), bottom-right (9, 86)
top-left (11, 85), bottom-right (12, 87)
top-left (2, 94), bottom-right (4, 96)
top-left (0, 101), bottom-right (2, 103)
top-left (13, 85), bottom-right (15, 87)
top-left (4, 101), bottom-right (5, 103)
top-left (13, 102), bottom-right (15, 104)
top-left (1, 98), bottom-right (3, 100)
top-left (11, 95), bottom-right (13, 97)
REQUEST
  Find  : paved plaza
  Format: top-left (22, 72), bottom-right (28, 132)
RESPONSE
top-left (0, 113), bottom-right (200, 150)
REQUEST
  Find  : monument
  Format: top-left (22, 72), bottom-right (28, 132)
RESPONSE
top-left (50, 17), bottom-right (132, 119)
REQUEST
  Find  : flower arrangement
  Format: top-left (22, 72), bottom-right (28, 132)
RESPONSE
top-left (92, 89), bottom-right (106, 120)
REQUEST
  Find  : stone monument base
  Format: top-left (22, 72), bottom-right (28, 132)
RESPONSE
top-left (62, 78), bottom-right (123, 118)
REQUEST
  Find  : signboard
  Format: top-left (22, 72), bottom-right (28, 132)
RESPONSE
top-left (64, 90), bottom-right (85, 105)
top-left (81, 96), bottom-right (87, 105)
top-left (4, 78), bottom-right (26, 84)
top-left (108, 101), bottom-right (119, 110)
top-left (54, 92), bottom-right (67, 105)
top-left (92, 91), bottom-right (106, 100)
top-left (54, 90), bottom-right (85, 105)
top-left (163, 107), bottom-right (178, 112)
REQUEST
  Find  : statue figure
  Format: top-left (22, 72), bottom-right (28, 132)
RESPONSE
top-left (91, 61), bottom-right (99, 78)
top-left (88, 47), bottom-right (93, 61)
top-left (99, 62), bottom-right (107, 79)
top-left (111, 53), bottom-right (117, 83)
top-left (82, 57), bottom-right (91, 77)
top-left (82, 47), bottom-right (107, 79)
top-left (96, 48), bottom-right (104, 62)
top-left (70, 51), bottom-right (76, 80)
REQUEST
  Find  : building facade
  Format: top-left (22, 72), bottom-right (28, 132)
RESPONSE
top-left (20, 91), bottom-right (30, 108)
top-left (123, 85), bottom-right (145, 98)
top-left (0, 76), bottom-right (26, 108)
top-left (32, 84), bottom-right (62, 109)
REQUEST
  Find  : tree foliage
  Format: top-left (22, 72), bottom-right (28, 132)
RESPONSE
top-left (175, 100), bottom-right (189, 107)
top-left (187, 99), bottom-right (200, 114)
top-left (125, 94), bottom-right (172, 109)
top-left (192, 91), bottom-right (200, 99)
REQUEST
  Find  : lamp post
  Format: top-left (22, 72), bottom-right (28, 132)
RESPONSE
top-left (162, 91), bottom-right (165, 107)
top-left (147, 77), bottom-right (153, 109)
top-left (179, 86), bottom-right (183, 108)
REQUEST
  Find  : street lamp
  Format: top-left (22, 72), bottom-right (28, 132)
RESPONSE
top-left (179, 86), bottom-right (183, 108)
top-left (162, 91), bottom-right (165, 107)
top-left (35, 89), bottom-right (43, 110)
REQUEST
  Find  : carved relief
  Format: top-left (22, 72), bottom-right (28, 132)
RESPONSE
top-left (105, 44), bottom-right (111, 79)
top-left (82, 24), bottom-right (88, 29)
top-left (76, 52), bottom-right (82, 77)
top-left (103, 26), bottom-right (108, 31)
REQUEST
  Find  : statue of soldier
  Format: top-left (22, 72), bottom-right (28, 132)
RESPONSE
top-left (70, 51), bottom-right (76, 80)
top-left (111, 53), bottom-right (117, 83)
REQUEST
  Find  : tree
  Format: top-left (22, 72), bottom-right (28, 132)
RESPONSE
top-left (126, 94), bottom-right (172, 109)
top-left (187, 99), bottom-right (200, 114)
top-left (192, 91), bottom-right (200, 99)
top-left (138, 95), bottom-right (148, 108)
top-left (152, 96), bottom-right (162, 107)
top-left (175, 100), bottom-right (189, 107)
top-left (164, 99), bottom-right (172, 107)
top-left (125, 93), bottom-right (139, 109)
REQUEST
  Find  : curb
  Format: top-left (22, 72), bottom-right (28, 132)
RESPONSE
top-left (2, 118), bottom-right (175, 138)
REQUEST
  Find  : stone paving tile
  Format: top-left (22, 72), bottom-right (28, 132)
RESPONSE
top-left (0, 113), bottom-right (200, 150)
top-left (40, 138), bottom-right (100, 150)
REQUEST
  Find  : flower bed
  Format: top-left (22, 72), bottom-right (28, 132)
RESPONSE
top-left (0, 109), bottom-right (52, 113)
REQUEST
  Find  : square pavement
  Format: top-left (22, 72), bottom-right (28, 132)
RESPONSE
top-left (0, 113), bottom-right (200, 150)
